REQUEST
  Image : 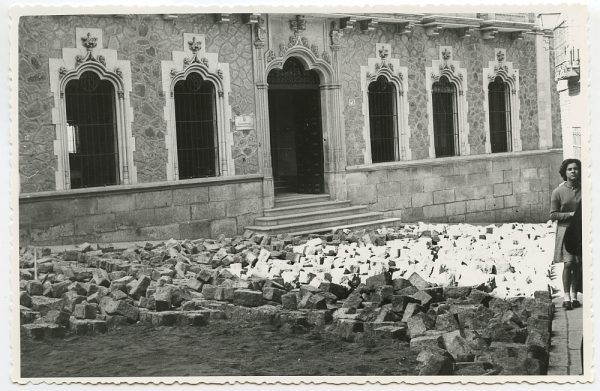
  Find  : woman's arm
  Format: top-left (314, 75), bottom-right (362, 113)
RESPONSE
top-left (550, 188), bottom-right (573, 222)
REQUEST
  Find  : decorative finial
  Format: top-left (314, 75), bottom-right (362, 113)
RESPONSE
top-left (441, 48), bottom-right (451, 61)
top-left (290, 15), bottom-right (306, 37)
top-left (496, 50), bottom-right (505, 62)
top-left (188, 36), bottom-right (202, 54)
top-left (81, 32), bottom-right (98, 51)
top-left (378, 46), bottom-right (389, 60)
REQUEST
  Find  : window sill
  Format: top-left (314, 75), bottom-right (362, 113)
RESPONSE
top-left (20, 174), bottom-right (264, 202)
top-left (346, 148), bottom-right (563, 173)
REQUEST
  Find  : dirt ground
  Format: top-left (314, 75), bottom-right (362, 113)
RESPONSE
top-left (20, 321), bottom-right (420, 377)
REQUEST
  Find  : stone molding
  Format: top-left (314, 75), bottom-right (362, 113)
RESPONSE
top-left (161, 33), bottom-right (234, 181)
top-left (360, 43), bottom-right (411, 164)
top-left (346, 148), bottom-right (563, 173)
top-left (49, 27), bottom-right (136, 190)
top-left (257, 16), bottom-right (347, 201)
top-left (266, 33), bottom-right (334, 73)
top-left (425, 46), bottom-right (470, 158)
top-left (482, 48), bottom-right (522, 153)
top-left (20, 174), bottom-right (264, 202)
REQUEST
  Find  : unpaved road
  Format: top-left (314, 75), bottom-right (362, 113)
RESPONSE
top-left (21, 322), bottom-right (419, 377)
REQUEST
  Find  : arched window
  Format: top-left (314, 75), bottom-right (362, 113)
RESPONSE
top-left (368, 76), bottom-right (398, 163)
top-left (488, 77), bottom-right (512, 153)
top-left (64, 71), bottom-right (118, 189)
top-left (432, 76), bottom-right (459, 157)
top-left (173, 73), bottom-right (218, 179)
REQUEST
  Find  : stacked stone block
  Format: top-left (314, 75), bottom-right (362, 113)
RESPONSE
top-left (20, 223), bottom-right (558, 376)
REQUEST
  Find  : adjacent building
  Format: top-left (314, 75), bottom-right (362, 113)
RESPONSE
top-left (551, 12), bottom-right (586, 159)
top-left (18, 12), bottom-right (564, 245)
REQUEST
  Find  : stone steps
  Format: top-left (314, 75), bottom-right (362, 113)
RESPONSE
top-left (264, 200), bottom-right (352, 217)
top-left (245, 211), bottom-right (389, 235)
top-left (273, 193), bottom-right (331, 208)
top-left (245, 193), bottom-right (402, 236)
top-left (254, 205), bottom-right (368, 226)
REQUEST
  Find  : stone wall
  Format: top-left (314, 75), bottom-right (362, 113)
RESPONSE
top-left (339, 25), bottom-right (541, 165)
top-left (18, 14), bottom-right (258, 193)
top-left (549, 37), bottom-right (563, 149)
top-left (19, 175), bottom-right (263, 246)
top-left (346, 149), bottom-right (563, 224)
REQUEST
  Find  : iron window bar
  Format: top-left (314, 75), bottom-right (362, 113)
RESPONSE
top-left (432, 76), bottom-right (459, 157)
top-left (368, 76), bottom-right (399, 163)
top-left (65, 71), bottom-right (119, 189)
top-left (174, 73), bottom-right (219, 179)
top-left (488, 76), bottom-right (512, 153)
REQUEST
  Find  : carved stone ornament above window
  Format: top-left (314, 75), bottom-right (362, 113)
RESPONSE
top-left (431, 46), bottom-right (465, 86)
top-left (496, 49), bottom-right (505, 62)
top-left (275, 33), bottom-right (326, 63)
top-left (290, 15), bottom-right (306, 37)
top-left (489, 48), bottom-right (517, 84)
top-left (71, 32), bottom-right (109, 69)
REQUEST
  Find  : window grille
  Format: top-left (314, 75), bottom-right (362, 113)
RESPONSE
top-left (488, 77), bottom-right (512, 153)
top-left (368, 76), bottom-right (399, 163)
top-left (572, 127), bottom-right (581, 158)
top-left (174, 73), bottom-right (219, 179)
top-left (65, 71), bottom-right (119, 189)
top-left (432, 76), bottom-right (459, 157)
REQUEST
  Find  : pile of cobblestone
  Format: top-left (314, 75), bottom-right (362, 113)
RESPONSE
top-left (19, 223), bottom-right (556, 375)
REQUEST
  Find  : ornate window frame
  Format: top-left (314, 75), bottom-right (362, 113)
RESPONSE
top-left (425, 46), bottom-right (469, 158)
top-left (161, 33), bottom-right (234, 180)
top-left (482, 48), bottom-right (522, 153)
top-left (49, 28), bottom-right (136, 190)
top-left (360, 43), bottom-right (410, 164)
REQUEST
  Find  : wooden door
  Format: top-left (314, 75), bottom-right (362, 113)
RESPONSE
top-left (295, 89), bottom-right (324, 194)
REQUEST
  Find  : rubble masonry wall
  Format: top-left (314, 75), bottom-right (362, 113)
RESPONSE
top-left (346, 149), bottom-right (563, 223)
top-left (19, 175), bottom-right (263, 245)
top-left (340, 24), bottom-right (542, 165)
top-left (18, 14), bottom-right (258, 193)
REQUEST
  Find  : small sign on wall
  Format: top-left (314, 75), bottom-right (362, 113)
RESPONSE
top-left (234, 115), bottom-right (254, 130)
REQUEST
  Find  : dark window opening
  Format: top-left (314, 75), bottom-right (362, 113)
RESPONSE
top-left (174, 73), bottom-right (218, 179)
top-left (65, 71), bottom-right (118, 189)
top-left (488, 77), bottom-right (512, 153)
top-left (368, 76), bottom-right (398, 163)
top-left (432, 76), bottom-right (459, 157)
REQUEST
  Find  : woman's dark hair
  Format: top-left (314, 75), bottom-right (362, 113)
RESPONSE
top-left (559, 158), bottom-right (581, 181)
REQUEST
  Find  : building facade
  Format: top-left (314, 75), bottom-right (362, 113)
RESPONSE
top-left (552, 12), bottom-right (585, 160)
top-left (18, 13), bottom-right (564, 245)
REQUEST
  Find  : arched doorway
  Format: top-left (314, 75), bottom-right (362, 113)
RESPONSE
top-left (267, 57), bottom-right (325, 194)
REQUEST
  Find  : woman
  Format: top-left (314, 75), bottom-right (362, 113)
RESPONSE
top-left (550, 159), bottom-right (582, 310)
top-left (564, 201), bottom-right (583, 373)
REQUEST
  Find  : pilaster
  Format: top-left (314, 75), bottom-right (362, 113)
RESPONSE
top-left (536, 32), bottom-right (553, 149)
top-left (252, 17), bottom-right (275, 209)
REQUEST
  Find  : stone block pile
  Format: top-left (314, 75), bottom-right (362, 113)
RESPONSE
top-left (19, 222), bottom-right (558, 375)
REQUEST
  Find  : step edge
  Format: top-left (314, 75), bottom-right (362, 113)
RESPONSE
top-left (265, 200), bottom-right (351, 213)
top-left (257, 205), bottom-right (368, 222)
top-left (245, 212), bottom-right (386, 231)
top-left (287, 218), bottom-right (403, 236)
